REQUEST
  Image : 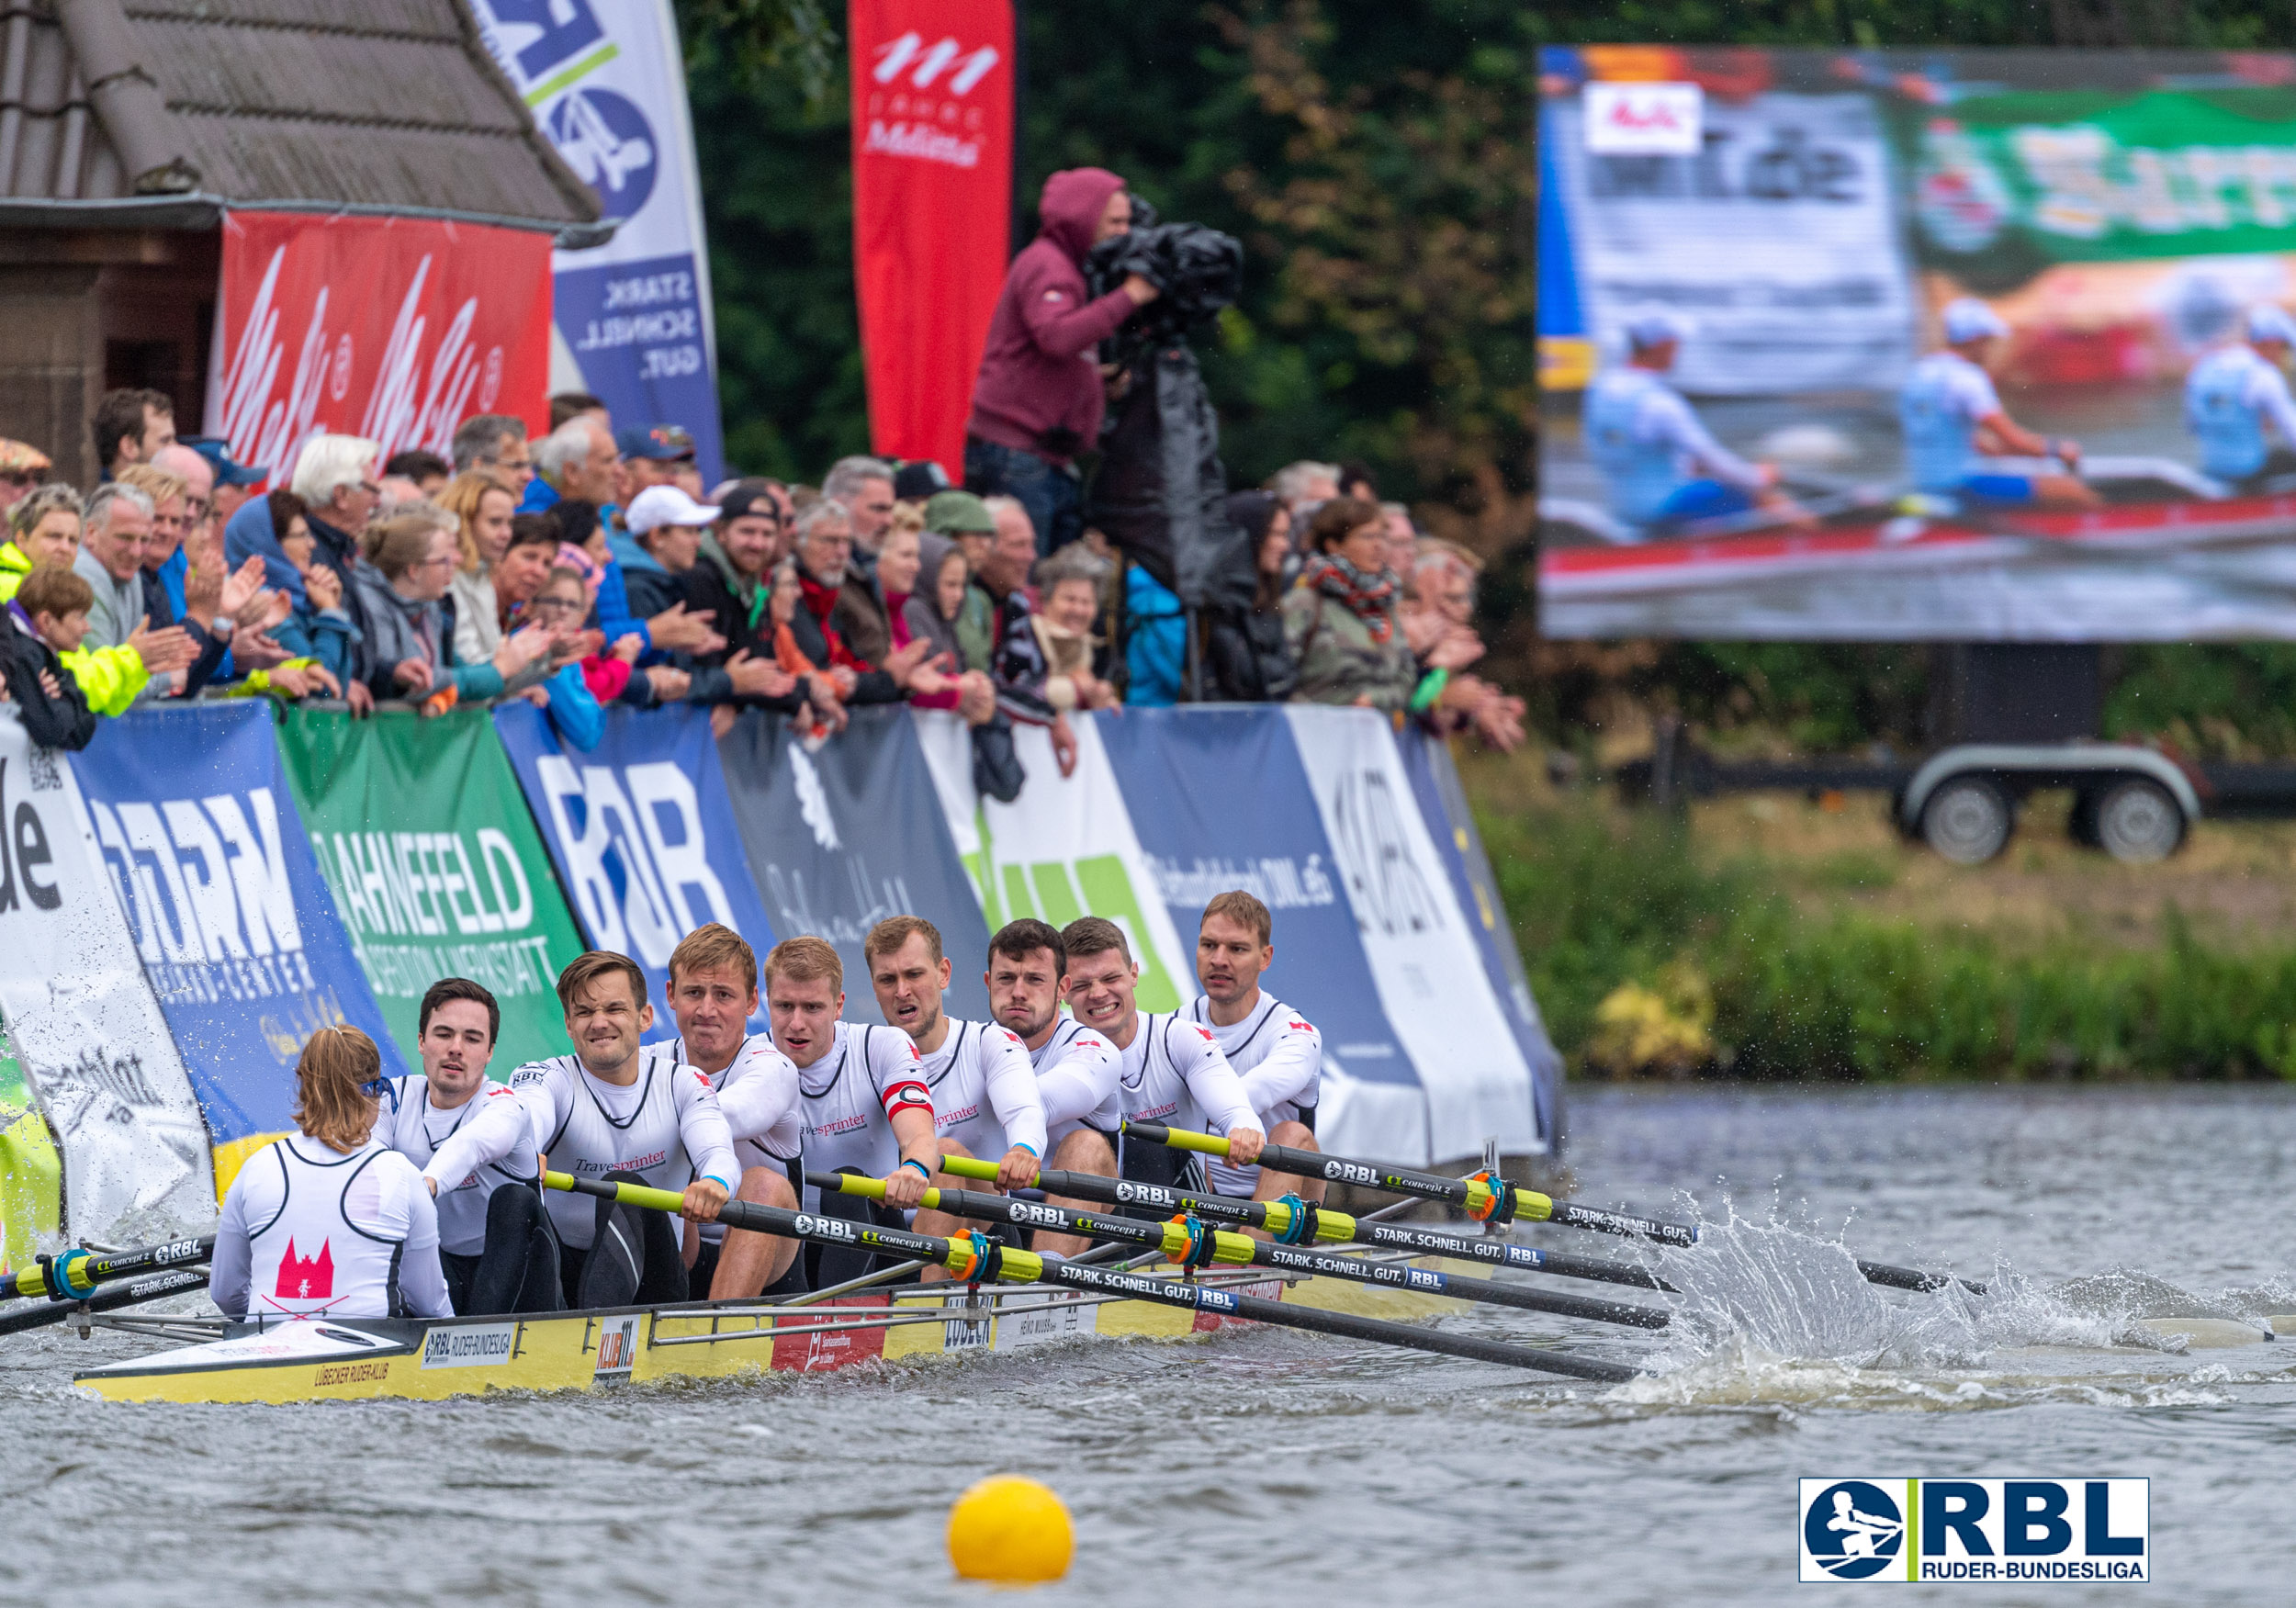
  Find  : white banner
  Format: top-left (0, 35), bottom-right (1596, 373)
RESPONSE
top-left (0, 716), bottom-right (212, 1244)
top-left (1548, 91), bottom-right (1917, 395)
top-left (1281, 707), bottom-right (1537, 1162)
top-left (467, 0), bottom-right (726, 481)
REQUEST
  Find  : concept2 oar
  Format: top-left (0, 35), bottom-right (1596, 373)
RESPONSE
top-left (5, 1235), bottom-right (214, 1302)
top-left (936, 1153), bottom-right (1671, 1295)
top-left (543, 1173), bottom-right (1637, 1382)
top-left (0, 1268), bottom-right (209, 1338)
top-left (810, 1171), bottom-right (1667, 1331)
top-left (1123, 1121), bottom-right (1986, 1297)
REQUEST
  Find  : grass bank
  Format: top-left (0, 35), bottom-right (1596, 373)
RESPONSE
top-left (1462, 755), bottom-right (2296, 1081)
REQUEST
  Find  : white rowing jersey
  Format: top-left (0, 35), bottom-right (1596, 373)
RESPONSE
top-left (796, 1021), bottom-right (932, 1209)
top-left (1186, 993), bottom-right (1322, 1196)
top-left (511, 1046), bottom-right (739, 1251)
top-left (1117, 1010), bottom-right (1257, 1134)
top-left (1899, 350), bottom-right (2003, 492)
top-left (667, 1032), bottom-right (803, 1247)
top-left (917, 1018), bottom-right (1049, 1163)
top-left (2187, 343), bottom-right (2296, 478)
top-left (213, 1134), bottom-right (452, 1320)
top-left (1027, 1016), bottom-right (1121, 1142)
top-left (377, 1076), bottom-right (538, 1258)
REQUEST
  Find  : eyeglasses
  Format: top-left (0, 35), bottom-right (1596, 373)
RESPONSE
top-left (414, 554), bottom-right (456, 570)
top-left (0, 471), bottom-right (44, 490)
top-left (483, 453), bottom-right (534, 474)
top-left (528, 595), bottom-right (586, 614)
top-left (358, 1075), bottom-right (400, 1113)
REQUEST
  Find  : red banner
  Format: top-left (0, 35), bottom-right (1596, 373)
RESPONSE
top-left (850, 0), bottom-right (1015, 478)
top-left (207, 211), bottom-right (554, 484)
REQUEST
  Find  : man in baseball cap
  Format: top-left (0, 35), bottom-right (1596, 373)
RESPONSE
top-left (1899, 296), bottom-right (2097, 510)
top-left (0, 441), bottom-right (50, 517)
top-left (177, 436), bottom-right (267, 526)
top-left (2186, 303), bottom-right (2296, 491)
top-left (617, 423), bottom-right (700, 506)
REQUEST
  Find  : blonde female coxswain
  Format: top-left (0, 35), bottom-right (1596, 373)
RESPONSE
top-left (210, 1025), bottom-right (454, 1321)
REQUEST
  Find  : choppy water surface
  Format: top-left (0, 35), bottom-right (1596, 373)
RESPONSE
top-left (7, 1084), bottom-right (2296, 1606)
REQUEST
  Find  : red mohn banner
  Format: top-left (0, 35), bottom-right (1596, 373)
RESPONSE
top-left (207, 211), bottom-right (554, 484)
top-left (850, 0), bottom-right (1015, 478)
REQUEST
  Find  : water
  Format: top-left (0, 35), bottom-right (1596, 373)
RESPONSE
top-left (6, 1084), bottom-right (2294, 1604)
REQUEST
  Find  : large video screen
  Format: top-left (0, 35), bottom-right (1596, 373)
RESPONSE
top-left (1537, 48), bottom-right (2296, 640)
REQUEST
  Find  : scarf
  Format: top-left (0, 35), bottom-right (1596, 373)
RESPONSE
top-left (798, 570), bottom-right (871, 672)
top-left (1300, 551), bottom-right (1399, 645)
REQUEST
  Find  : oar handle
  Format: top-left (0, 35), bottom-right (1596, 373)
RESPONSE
top-left (940, 1153), bottom-right (1007, 1185)
top-left (6, 1235), bottom-right (216, 1302)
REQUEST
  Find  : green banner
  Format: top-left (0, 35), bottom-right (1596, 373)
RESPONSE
top-left (1903, 87), bottom-right (2296, 277)
top-left (276, 706), bottom-right (585, 1075)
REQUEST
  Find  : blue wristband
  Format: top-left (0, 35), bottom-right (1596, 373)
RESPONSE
top-left (1014, 1141), bottom-right (1039, 1157)
top-left (703, 1175), bottom-right (731, 1192)
top-left (902, 1159), bottom-right (931, 1179)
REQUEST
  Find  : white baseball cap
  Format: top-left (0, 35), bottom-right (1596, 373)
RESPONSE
top-left (625, 483), bottom-right (721, 536)
top-left (2249, 304), bottom-right (2296, 346)
top-left (1941, 297), bottom-right (2010, 344)
top-left (1624, 311), bottom-right (1694, 351)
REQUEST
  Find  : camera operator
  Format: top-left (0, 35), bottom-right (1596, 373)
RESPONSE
top-left (965, 168), bottom-right (1159, 556)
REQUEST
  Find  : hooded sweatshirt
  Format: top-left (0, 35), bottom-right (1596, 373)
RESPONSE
top-left (965, 167), bottom-right (1142, 464)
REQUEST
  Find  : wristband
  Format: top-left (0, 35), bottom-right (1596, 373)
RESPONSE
top-left (901, 1158), bottom-right (931, 1179)
top-left (703, 1175), bottom-right (731, 1193)
top-left (1410, 668), bottom-right (1450, 714)
top-left (1013, 1141), bottom-right (1039, 1157)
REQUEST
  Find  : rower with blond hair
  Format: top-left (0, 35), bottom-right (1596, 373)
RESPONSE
top-left (209, 1026), bottom-right (453, 1321)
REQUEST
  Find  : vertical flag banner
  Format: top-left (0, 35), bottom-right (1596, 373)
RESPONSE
top-left (71, 705), bottom-right (406, 1184)
top-left (275, 708), bottom-right (590, 1075)
top-left (716, 705), bottom-right (994, 1019)
top-left (469, 0), bottom-right (726, 485)
top-left (0, 715), bottom-right (213, 1243)
top-left (850, 0), bottom-right (1015, 477)
top-left (493, 703), bottom-right (776, 1032)
top-left (206, 211), bottom-right (556, 483)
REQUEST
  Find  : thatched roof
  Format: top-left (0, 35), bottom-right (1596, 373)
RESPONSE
top-left (0, 0), bottom-right (602, 235)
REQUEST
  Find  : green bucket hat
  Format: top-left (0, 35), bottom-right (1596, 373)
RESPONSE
top-left (925, 489), bottom-right (997, 535)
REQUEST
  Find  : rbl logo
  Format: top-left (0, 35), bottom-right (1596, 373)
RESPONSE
top-left (1799, 1479), bottom-right (2148, 1584)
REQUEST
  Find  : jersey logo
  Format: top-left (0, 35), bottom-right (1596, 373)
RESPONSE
top-left (1194, 1027), bottom-right (1214, 1043)
top-left (276, 1238), bottom-right (334, 1300)
top-left (1289, 1019), bottom-right (1312, 1033)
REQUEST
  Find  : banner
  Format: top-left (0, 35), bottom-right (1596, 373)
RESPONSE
top-left (0, 715), bottom-right (213, 1242)
top-left (916, 713), bottom-right (1191, 1012)
top-left (206, 210), bottom-right (555, 484)
top-left (717, 705), bottom-right (993, 1017)
top-left (1094, 707), bottom-right (1435, 1163)
top-left (469, 0), bottom-right (726, 485)
top-left (494, 703), bottom-right (775, 1031)
top-left (276, 708), bottom-right (589, 1075)
top-left (72, 705), bottom-right (404, 1175)
top-left (850, 0), bottom-right (1016, 477)
top-left (1281, 708), bottom-right (1539, 1161)
top-left (0, 1020), bottom-right (62, 1267)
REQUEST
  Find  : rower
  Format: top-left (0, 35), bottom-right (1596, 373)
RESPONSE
top-left (509, 951), bottom-right (737, 1310)
top-left (864, 916), bottom-right (1048, 1281)
top-left (211, 1025), bottom-right (453, 1322)
top-left (1187, 891), bottom-right (1324, 1232)
top-left (985, 918), bottom-right (1121, 1257)
top-left (1057, 916), bottom-right (1264, 1190)
top-left (1582, 311), bottom-right (1801, 534)
top-left (1901, 297), bottom-right (2099, 511)
top-left (663, 923), bottom-right (805, 1299)
top-left (2187, 304), bottom-right (2296, 490)
top-left (768, 935), bottom-right (941, 1287)
top-left (379, 978), bottom-right (558, 1314)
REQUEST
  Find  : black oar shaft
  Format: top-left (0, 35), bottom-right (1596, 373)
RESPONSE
top-left (6, 1235), bottom-right (214, 1302)
top-left (0, 1268), bottom-right (209, 1337)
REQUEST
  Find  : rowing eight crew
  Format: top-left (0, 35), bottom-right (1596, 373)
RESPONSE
top-left (211, 890), bottom-right (1323, 1321)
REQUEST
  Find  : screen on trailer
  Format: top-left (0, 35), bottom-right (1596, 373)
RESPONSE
top-left (1536, 46), bottom-right (2296, 642)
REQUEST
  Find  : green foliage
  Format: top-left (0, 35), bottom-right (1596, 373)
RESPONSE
top-left (1485, 793), bottom-right (2296, 1079)
top-left (674, 0), bottom-right (837, 101)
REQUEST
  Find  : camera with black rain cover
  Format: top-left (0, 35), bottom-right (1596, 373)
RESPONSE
top-left (1085, 198), bottom-right (1243, 341)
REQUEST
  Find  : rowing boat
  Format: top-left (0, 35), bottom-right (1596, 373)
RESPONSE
top-left (72, 1259), bottom-right (1477, 1405)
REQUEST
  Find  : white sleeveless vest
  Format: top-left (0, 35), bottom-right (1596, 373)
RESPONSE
top-left (245, 1137), bottom-right (414, 1319)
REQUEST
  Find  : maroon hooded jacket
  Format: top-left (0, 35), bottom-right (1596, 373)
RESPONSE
top-left (964, 167), bottom-right (1142, 465)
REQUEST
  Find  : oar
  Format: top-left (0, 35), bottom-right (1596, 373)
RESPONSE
top-left (0, 1267), bottom-right (210, 1338)
top-left (939, 1153), bottom-right (1671, 1294)
top-left (4, 1235), bottom-right (214, 1302)
top-left (544, 1172), bottom-right (1638, 1382)
top-left (1122, 1121), bottom-right (1985, 1296)
top-left (813, 1170), bottom-right (1668, 1331)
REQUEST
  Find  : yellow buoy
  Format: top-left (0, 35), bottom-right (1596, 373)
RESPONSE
top-left (946, 1475), bottom-right (1074, 1584)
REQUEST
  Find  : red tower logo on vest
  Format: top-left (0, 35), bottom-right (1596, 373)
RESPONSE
top-left (276, 1239), bottom-right (335, 1300)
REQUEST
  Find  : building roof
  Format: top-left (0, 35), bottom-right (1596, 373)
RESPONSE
top-left (0, 0), bottom-right (603, 235)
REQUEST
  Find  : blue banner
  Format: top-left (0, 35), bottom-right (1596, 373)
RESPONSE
top-left (715, 705), bottom-right (994, 1019)
top-left (70, 703), bottom-right (404, 1144)
top-left (493, 702), bottom-right (775, 1034)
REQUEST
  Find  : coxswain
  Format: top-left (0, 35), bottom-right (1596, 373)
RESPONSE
top-left (984, 918), bottom-right (1121, 1257)
top-left (378, 978), bottom-right (558, 1314)
top-left (2187, 304), bottom-right (2296, 490)
top-left (864, 916), bottom-right (1048, 1280)
top-left (1186, 892), bottom-right (1324, 1232)
top-left (211, 1026), bottom-right (453, 1321)
top-left (1900, 297), bottom-right (2099, 510)
top-left (508, 951), bottom-right (737, 1310)
top-left (1582, 312), bottom-right (1802, 533)
top-left (662, 924), bottom-right (805, 1299)
top-left (768, 935), bottom-right (941, 1287)
top-left (1058, 916), bottom-right (1264, 1189)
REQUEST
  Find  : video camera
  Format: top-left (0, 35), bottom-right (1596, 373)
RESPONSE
top-left (1085, 197), bottom-right (1243, 343)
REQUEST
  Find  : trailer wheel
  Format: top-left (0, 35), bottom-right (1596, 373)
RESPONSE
top-left (2093, 778), bottom-right (2185, 863)
top-left (1920, 775), bottom-right (2013, 864)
